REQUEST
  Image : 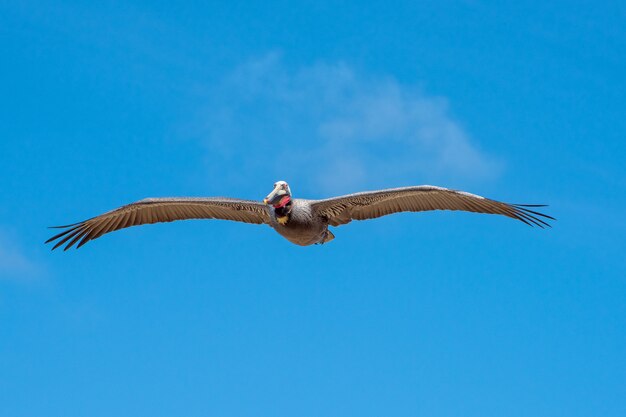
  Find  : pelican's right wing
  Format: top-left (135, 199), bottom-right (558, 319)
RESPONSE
top-left (46, 197), bottom-right (270, 250)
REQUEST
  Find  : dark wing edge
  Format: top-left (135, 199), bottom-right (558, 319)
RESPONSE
top-left (310, 186), bottom-right (555, 228)
top-left (46, 197), bottom-right (270, 251)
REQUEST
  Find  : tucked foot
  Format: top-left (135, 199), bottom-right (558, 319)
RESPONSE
top-left (317, 230), bottom-right (335, 245)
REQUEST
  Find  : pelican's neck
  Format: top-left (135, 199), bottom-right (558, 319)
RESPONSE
top-left (274, 200), bottom-right (293, 224)
top-left (273, 195), bottom-right (291, 208)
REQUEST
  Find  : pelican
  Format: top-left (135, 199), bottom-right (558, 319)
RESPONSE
top-left (46, 181), bottom-right (553, 250)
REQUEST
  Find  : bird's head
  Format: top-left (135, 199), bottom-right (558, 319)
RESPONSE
top-left (264, 180), bottom-right (292, 208)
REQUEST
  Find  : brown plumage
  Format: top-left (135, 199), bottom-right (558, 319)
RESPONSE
top-left (311, 185), bottom-right (552, 228)
top-left (46, 198), bottom-right (269, 250)
top-left (46, 182), bottom-right (553, 250)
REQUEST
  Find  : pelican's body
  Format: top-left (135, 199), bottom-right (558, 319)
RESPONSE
top-left (47, 181), bottom-right (553, 250)
top-left (268, 199), bottom-right (331, 246)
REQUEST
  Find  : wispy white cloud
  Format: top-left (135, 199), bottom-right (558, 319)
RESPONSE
top-left (0, 229), bottom-right (41, 282)
top-left (196, 53), bottom-right (502, 195)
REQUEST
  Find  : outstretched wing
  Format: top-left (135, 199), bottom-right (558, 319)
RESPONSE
top-left (46, 197), bottom-right (270, 250)
top-left (310, 185), bottom-right (554, 227)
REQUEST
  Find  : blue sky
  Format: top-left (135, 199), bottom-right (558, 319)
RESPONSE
top-left (1, 1), bottom-right (625, 416)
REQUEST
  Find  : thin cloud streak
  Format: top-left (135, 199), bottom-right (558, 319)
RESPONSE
top-left (0, 230), bottom-right (41, 282)
top-left (197, 53), bottom-right (502, 195)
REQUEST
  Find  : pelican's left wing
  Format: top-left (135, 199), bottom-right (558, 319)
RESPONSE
top-left (310, 186), bottom-right (553, 227)
top-left (46, 197), bottom-right (270, 250)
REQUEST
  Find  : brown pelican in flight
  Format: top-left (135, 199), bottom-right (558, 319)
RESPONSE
top-left (46, 181), bottom-right (553, 250)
